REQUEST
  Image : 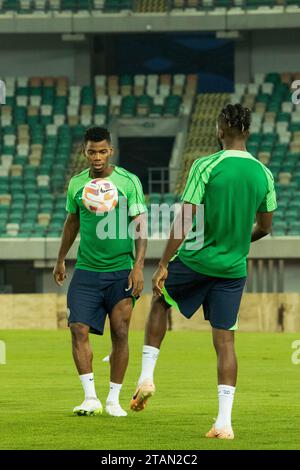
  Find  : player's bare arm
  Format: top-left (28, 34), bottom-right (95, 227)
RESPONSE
top-left (251, 211), bottom-right (273, 242)
top-left (128, 213), bottom-right (148, 298)
top-left (53, 212), bottom-right (80, 286)
top-left (152, 202), bottom-right (197, 297)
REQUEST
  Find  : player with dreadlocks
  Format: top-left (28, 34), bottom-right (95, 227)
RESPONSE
top-left (130, 104), bottom-right (277, 439)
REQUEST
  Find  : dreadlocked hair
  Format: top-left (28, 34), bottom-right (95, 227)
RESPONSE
top-left (219, 103), bottom-right (251, 134)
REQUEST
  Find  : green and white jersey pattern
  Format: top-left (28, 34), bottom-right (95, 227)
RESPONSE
top-left (179, 150), bottom-right (277, 278)
top-left (66, 166), bottom-right (147, 272)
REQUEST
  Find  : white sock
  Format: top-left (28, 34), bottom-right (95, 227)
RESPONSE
top-left (79, 373), bottom-right (97, 400)
top-left (138, 345), bottom-right (160, 385)
top-left (215, 384), bottom-right (235, 430)
top-left (106, 382), bottom-right (122, 404)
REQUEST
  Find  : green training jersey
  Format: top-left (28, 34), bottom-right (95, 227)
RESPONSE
top-left (178, 149), bottom-right (277, 278)
top-left (66, 165), bottom-right (147, 272)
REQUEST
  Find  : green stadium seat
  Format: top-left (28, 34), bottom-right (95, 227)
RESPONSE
top-left (0, 185), bottom-right (9, 194)
top-left (0, 203), bottom-right (9, 213)
top-left (20, 222), bottom-right (34, 232)
top-left (40, 201), bottom-right (53, 212)
top-left (272, 151), bottom-right (285, 162)
top-left (281, 162), bottom-right (296, 172)
top-left (77, 0), bottom-right (91, 10)
top-left (23, 212), bottom-right (37, 223)
top-left (162, 193), bottom-right (177, 205)
top-left (293, 173), bottom-right (300, 187)
top-left (164, 95), bottom-right (181, 116)
top-left (269, 162), bottom-right (281, 172)
top-left (48, 222), bottom-right (63, 231)
top-left (2, 0), bottom-right (20, 12)
top-left (149, 105), bottom-right (163, 117)
top-left (3, 126), bottom-right (16, 135)
top-left (286, 0), bottom-right (300, 5)
top-left (285, 209), bottom-right (298, 223)
top-left (289, 201), bottom-right (300, 212)
top-left (0, 233), bottom-right (18, 238)
top-left (215, 0), bottom-right (232, 7)
top-left (17, 232), bottom-right (32, 238)
top-left (31, 231), bottom-right (46, 238)
top-left (12, 193), bottom-right (26, 202)
top-left (8, 214), bottom-right (23, 223)
top-left (148, 193), bottom-right (162, 204)
top-left (10, 183), bottom-right (23, 192)
top-left (55, 200), bottom-right (67, 209)
top-left (272, 229), bottom-right (286, 236)
top-left (61, 0), bottom-right (77, 9)
top-left (272, 210), bottom-right (283, 220)
top-left (289, 123), bottom-right (300, 132)
top-left (11, 201), bottom-right (25, 211)
top-left (51, 214), bottom-right (65, 224)
top-left (27, 194), bottom-right (40, 202)
top-left (46, 231), bottom-right (62, 237)
top-left (287, 221), bottom-right (300, 235)
top-left (24, 184), bottom-right (37, 194)
top-left (276, 197), bottom-right (290, 209)
top-left (277, 112), bottom-right (290, 123)
top-left (272, 217), bottom-right (287, 227)
top-left (121, 96), bottom-right (136, 117)
top-left (120, 75), bottom-right (133, 86)
top-left (37, 188), bottom-right (51, 197)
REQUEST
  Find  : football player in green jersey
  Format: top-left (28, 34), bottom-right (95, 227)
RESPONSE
top-left (131, 104), bottom-right (277, 439)
top-left (53, 127), bottom-right (147, 417)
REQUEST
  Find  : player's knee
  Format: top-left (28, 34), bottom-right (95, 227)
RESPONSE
top-left (215, 337), bottom-right (235, 355)
top-left (70, 323), bottom-right (89, 343)
top-left (111, 320), bottom-right (129, 344)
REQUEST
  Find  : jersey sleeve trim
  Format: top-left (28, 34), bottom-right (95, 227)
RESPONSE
top-left (257, 168), bottom-right (277, 213)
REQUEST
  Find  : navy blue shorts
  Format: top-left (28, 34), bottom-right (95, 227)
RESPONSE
top-left (67, 268), bottom-right (135, 335)
top-left (162, 257), bottom-right (246, 330)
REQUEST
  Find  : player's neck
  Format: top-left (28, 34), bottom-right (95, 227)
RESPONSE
top-left (222, 139), bottom-right (247, 152)
top-left (89, 165), bottom-right (115, 179)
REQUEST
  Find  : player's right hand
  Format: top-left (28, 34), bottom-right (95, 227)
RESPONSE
top-left (53, 261), bottom-right (67, 286)
top-left (152, 264), bottom-right (168, 297)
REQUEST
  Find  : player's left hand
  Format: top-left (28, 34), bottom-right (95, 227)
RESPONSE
top-left (152, 264), bottom-right (168, 297)
top-left (127, 265), bottom-right (144, 297)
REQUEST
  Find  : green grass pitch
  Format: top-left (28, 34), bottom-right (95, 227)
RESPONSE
top-left (0, 329), bottom-right (299, 450)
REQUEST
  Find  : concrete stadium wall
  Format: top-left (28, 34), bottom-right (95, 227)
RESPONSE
top-left (0, 30), bottom-right (299, 87)
top-left (235, 29), bottom-right (300, 83)
top-left (0, 293), bottom-right (299, 333)
top-left (1, 238), bottom-right (300, 294)
top-left (0, 35), bottom-right (91, 86)
top-left (251, 30), bottom-right (300, 76)
top-left (1, 258), bottom-right (300, 295)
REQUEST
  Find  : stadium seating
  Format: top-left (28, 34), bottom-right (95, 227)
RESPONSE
top-left (0, 0), bottom-right (299, 13)
top-left (1, 73), bottom-right (299, 239)
top-left (135, 0), bottom-right (167, 12)
top-left (0, 74), bottom-right (195, 238)
top-left (175, 72), bottom-right (300, 236)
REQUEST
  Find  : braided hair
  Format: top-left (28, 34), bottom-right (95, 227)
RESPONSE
top-left (218, 104), bottom-right (251, 134)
